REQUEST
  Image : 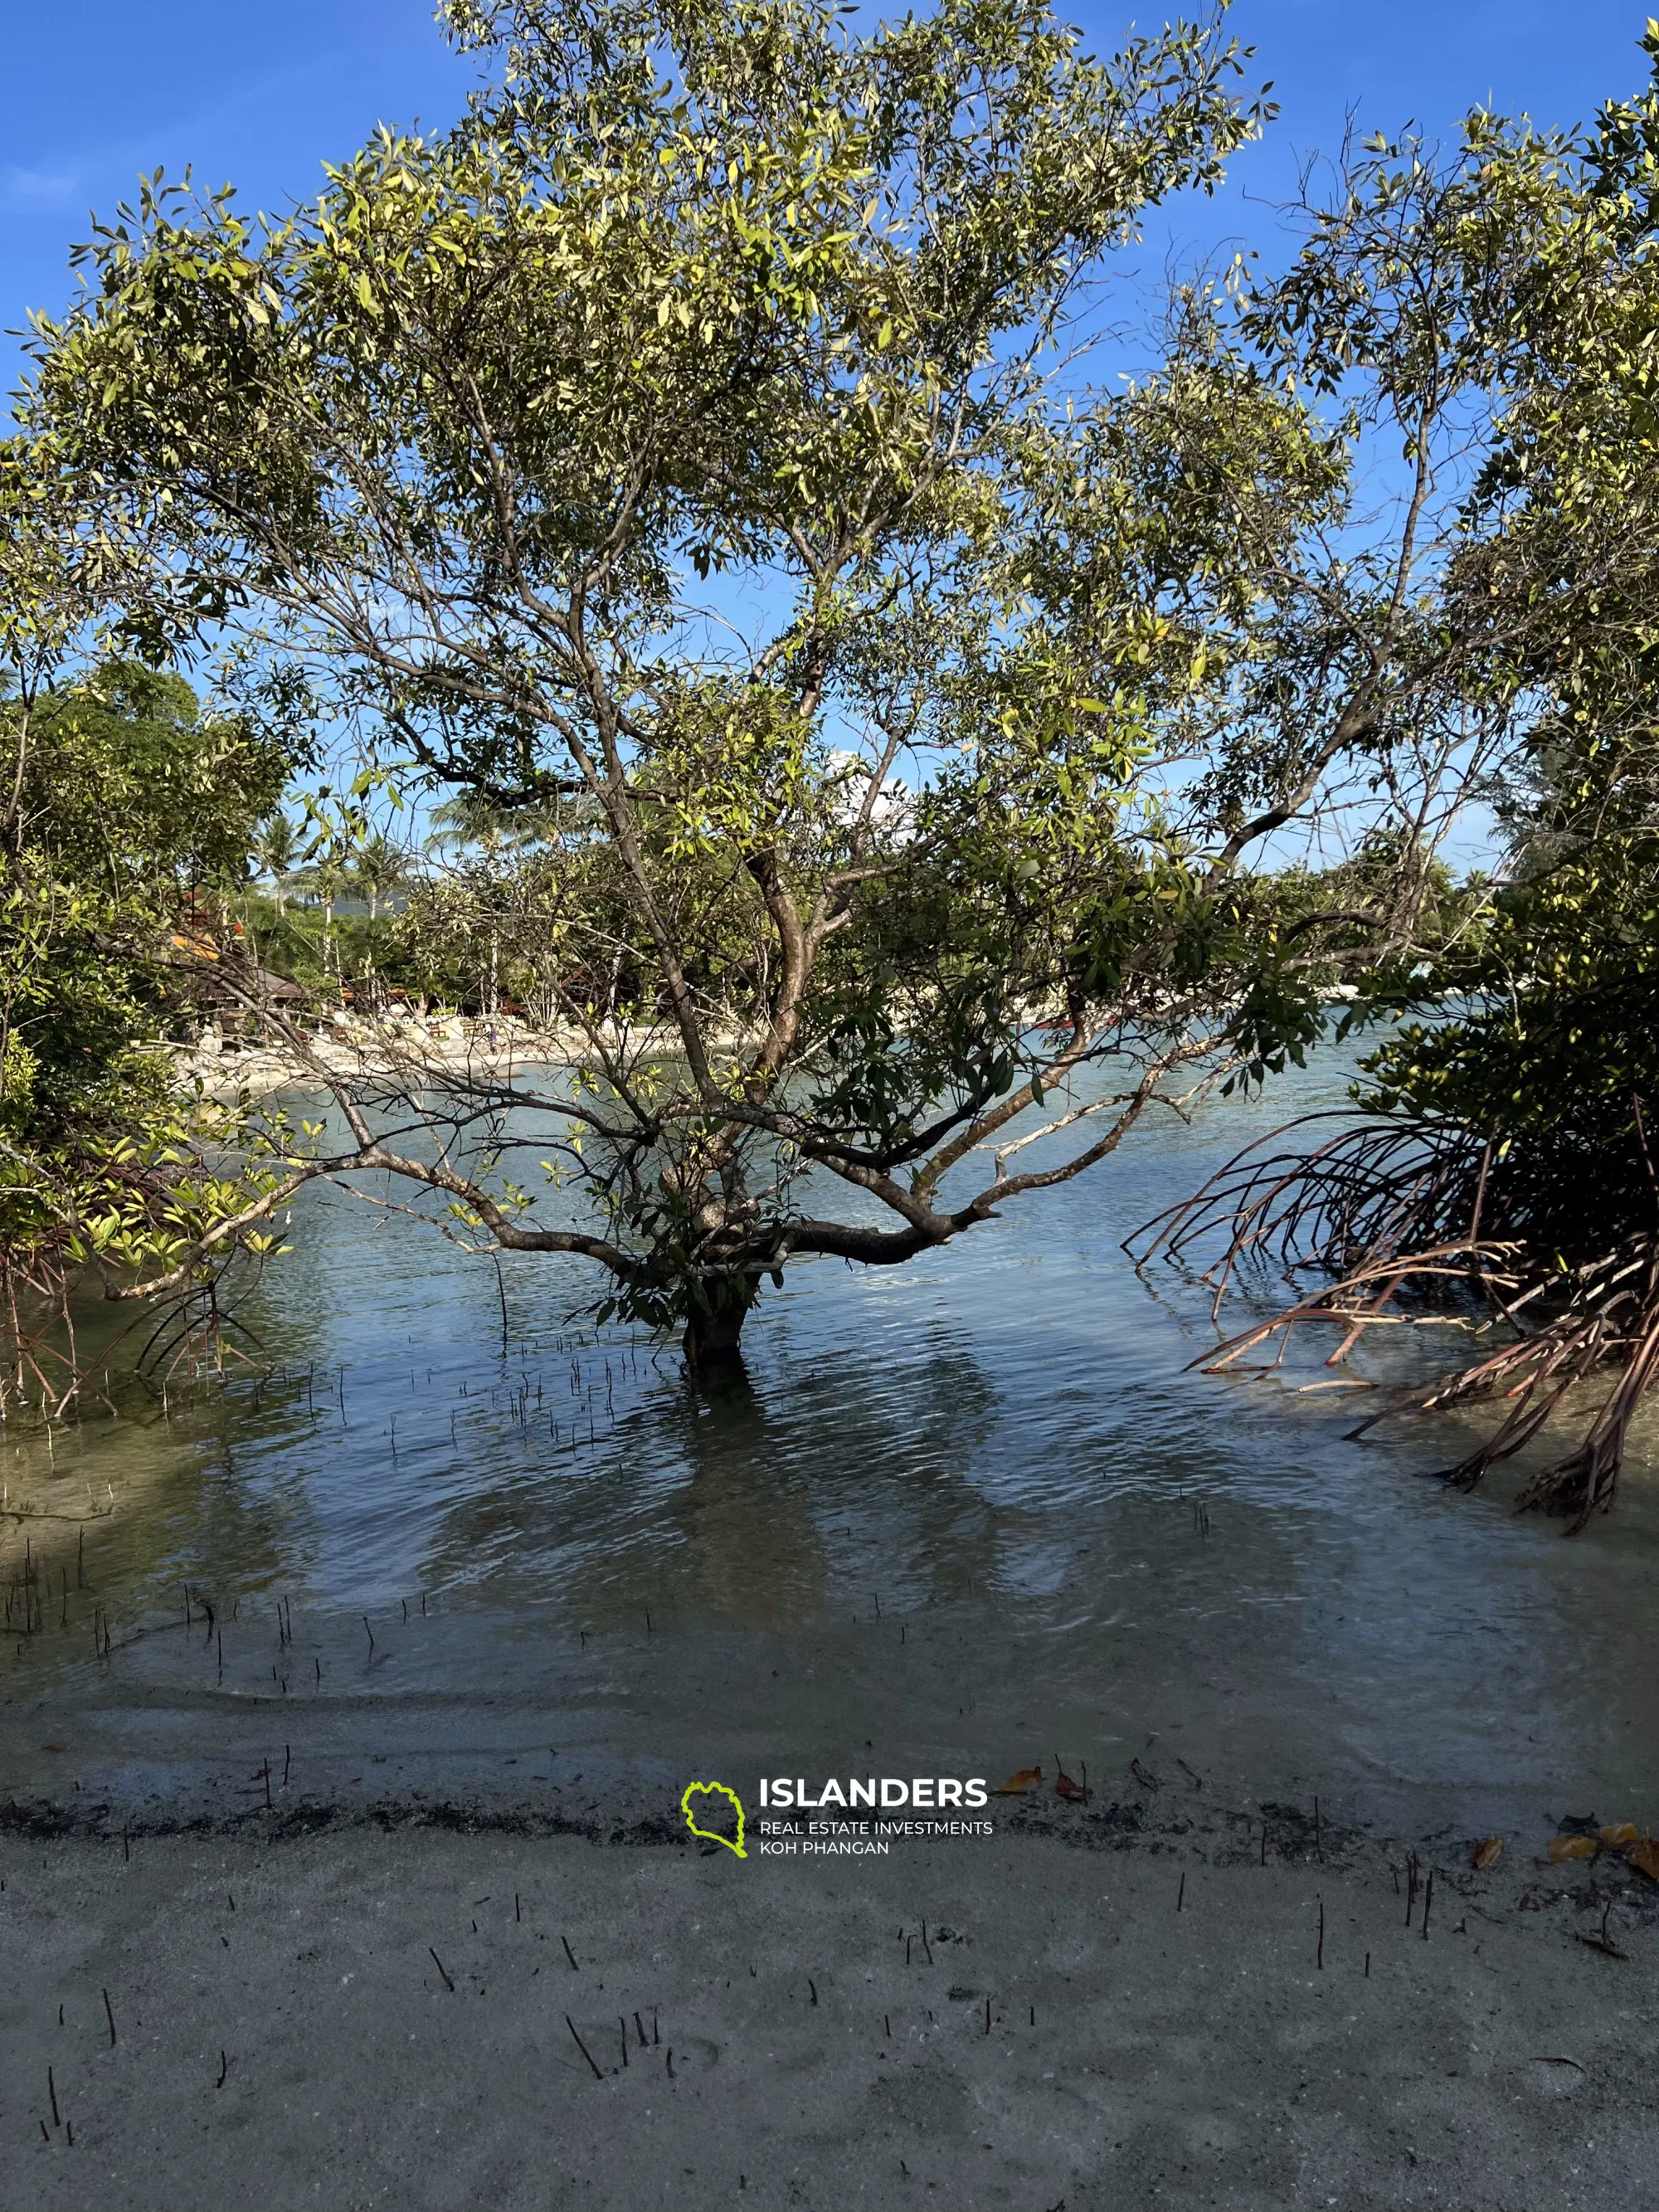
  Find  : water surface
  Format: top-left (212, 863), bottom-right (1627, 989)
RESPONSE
top-left (4, 1055), bottom-right (1656, 1844)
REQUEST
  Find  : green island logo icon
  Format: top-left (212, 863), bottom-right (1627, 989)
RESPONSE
top-left (681, 1779), bottom-right (747, 1858)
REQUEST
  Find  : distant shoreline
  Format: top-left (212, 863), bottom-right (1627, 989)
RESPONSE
top-left (168, 1016), bottom-right (643, 1103)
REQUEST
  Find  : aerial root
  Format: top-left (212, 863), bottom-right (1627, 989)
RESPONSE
top-left (1129, 1113), bottom-right (1659, 1529)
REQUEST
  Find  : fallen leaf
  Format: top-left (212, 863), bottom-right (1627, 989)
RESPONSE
top-left (1471, 1834), bottom-right (1504, 1870)
top-left (992, 1766), bottom-right (1042, 1796)
top-left (1627, 1838), bottom-right (1659, 1883)
top-left (1598, 1823), bottom-right (1638, 1849)
top-left (1548, 1834), bottom-right (1598, 1863)
top-left (1055, 1757), bottom-right (1092, 1805)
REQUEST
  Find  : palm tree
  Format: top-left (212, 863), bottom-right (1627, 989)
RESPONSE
top-left (425, 794), bottom-right (554, 1015)
top-left (253, 812), bottom-right (299, 910)
top-left (350, 831), bottom-right (409, 922)
top-left (289, 850), bottom-right (348, 972)
top-left (425, 791), bottom-right (553, 858)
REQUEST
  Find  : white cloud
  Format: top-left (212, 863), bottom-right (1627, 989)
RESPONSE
top-left (0, 164), bottom-right (80, 214)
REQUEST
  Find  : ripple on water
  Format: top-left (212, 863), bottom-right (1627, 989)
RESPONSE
top-left (3, 1055), bottom-right (1657, 1839)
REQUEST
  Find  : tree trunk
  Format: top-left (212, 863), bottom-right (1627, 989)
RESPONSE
top-left (682, 1299), bottom-right (748, 1372)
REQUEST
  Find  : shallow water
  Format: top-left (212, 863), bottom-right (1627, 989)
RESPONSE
top-left (3, 1055), bottom-right (1657, 1845)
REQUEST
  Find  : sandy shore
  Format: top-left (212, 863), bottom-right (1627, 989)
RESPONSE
top-left (175, 1021), bottom-right (584, 1104)
top-left (5, 1805), bottom-right (1655, 2210)
top-left (174, 1011), bottom-right (768, 1102)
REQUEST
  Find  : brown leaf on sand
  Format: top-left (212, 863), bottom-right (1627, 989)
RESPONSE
top-left (1627, 1838), bottom-right (1659, 1884)
top-left (1598, 1823), bottom-right (1639, 1850)
top-left (993, 1766), bottom-right (1043, 1796)
top-left (1471, 1834), bottom-right (1504, 1870)
top-left (1548, 1834), bottom-right (1598, 1863)
top-left (1055, 1756), bottom-right (1092, 1805)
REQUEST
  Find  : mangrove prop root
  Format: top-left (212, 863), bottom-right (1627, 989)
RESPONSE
top-left (1129, 1110), bottom-right (1659, 1529)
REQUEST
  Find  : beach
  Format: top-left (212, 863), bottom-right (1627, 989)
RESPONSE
top-left (5, 1801), bottom-right (1654, 2210)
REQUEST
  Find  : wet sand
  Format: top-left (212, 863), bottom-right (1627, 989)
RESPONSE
top-left (4, 1804), bottom-right (1655, 2210)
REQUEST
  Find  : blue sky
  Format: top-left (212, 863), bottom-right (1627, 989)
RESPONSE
top-left (2, 0), bottom-right (1654, 403)
top-left (2, 0), bottom-right (1642, 873)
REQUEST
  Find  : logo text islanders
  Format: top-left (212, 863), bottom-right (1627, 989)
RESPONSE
top-left (681, 1774), bottom-right (995, 1859)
